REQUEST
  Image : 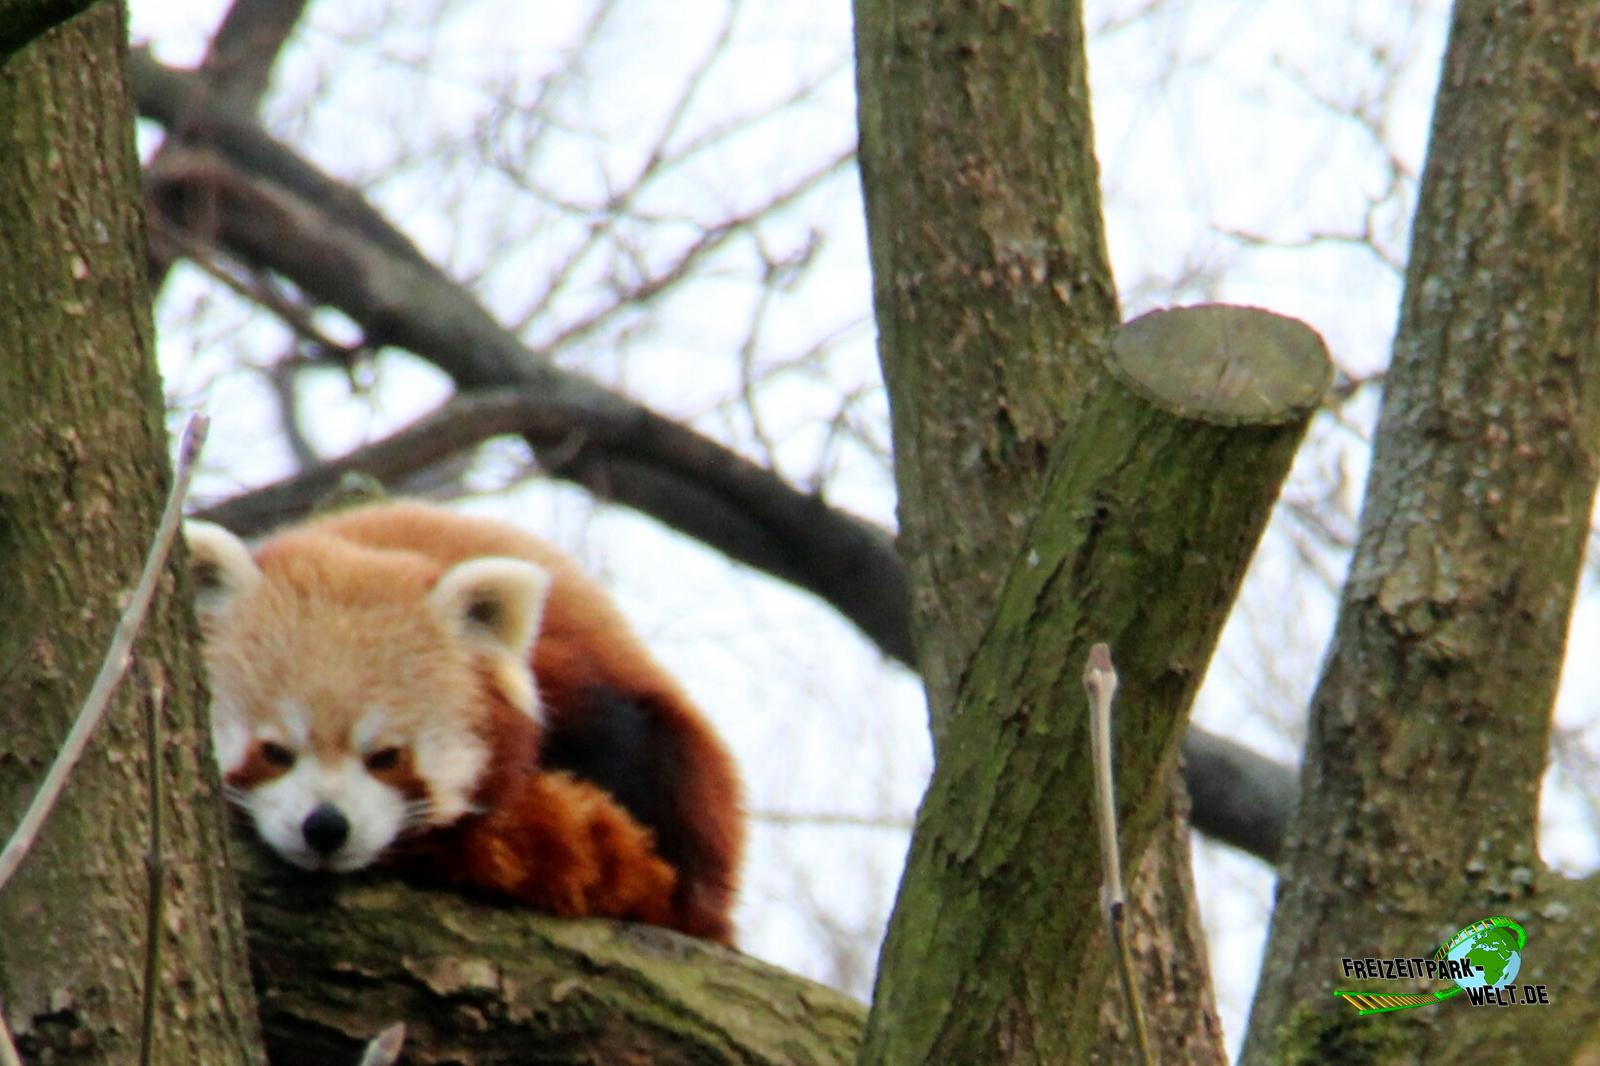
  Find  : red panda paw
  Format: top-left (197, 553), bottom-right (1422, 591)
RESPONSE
top-left (454, 771), bottom-right (679, 929)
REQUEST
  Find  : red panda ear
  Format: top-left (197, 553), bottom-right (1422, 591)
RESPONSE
top-left (429, 558), bottom-right (551, 717)
top-left (428, 557), bottom-right (551, 661)
top-left (184, 521), bottom-right (262, 628)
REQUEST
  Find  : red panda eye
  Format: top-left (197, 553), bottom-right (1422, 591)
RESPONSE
top-left (364, 747), bottom-right (402, 772)
top-left (260, 741), bottom-right (295, 767)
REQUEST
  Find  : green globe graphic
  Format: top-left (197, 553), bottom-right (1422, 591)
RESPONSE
top-left (1442, 919), bottom-right (1523, 993)
top-left (1333, 916), bottom-right (1530, 1014)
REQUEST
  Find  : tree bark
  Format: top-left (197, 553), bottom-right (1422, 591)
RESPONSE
top-left (0, 0), bottom-right (96, 60)
top-left (1244, 1), bottom-right (1600, 1061)
top-left (860, 306), bottom-right (1328, 1063)
top-left (853, 0), bottom-right (1117, 729)
top-left (234, 844), bottom-right (864, 1065)
top-left (0, 5), bottom-right (263, 1063)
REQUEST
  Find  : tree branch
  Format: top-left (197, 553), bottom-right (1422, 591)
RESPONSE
top-left (196, 0), bottom-right (311, 116)
top-left (140, 0), bottom-right (314, 288)
top-left (234, 842), bottom-right (865, 1064)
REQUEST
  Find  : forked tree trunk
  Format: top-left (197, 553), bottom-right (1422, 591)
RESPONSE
top-left (858, 302), bottom-right (1327, 1062)
top-left (852, 0), bottom-right (1317, 1059)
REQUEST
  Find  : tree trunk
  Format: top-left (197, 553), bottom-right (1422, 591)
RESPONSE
top-left (1244, 1), bottom-right (1600, 1061)
top-left (853, 0), bottom-right (1117, 730)
top-left (0, 6), bottom-right (263, 1063)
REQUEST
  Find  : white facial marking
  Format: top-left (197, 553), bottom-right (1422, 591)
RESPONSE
top-left (208, 695), bottom-right (251, 773)
top-left (352, 708), bottom-right (389, 753)
top-left (411, 722), bottom-right (488, 824)
top-left (275, 698), bottom-right (311, 747)
top-left (243, 756), bottom-right (407, 873)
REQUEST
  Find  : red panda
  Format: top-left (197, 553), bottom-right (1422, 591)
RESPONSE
top-left (185, 501), bottom-right (743, 944)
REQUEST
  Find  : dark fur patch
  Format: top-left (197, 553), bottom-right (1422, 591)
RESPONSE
top-left (539, 687), bottom-right (696, 888)
top-left (225, 739), bottom-right (294, 790)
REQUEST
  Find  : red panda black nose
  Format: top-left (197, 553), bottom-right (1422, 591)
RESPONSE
top-left (302, 804), bottom-right (350, 855)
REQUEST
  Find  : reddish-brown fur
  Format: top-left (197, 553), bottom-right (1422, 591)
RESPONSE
top-left (392, 686), bottom-right (680, 929)
top-left (255, 502), bottom-right (743, 943)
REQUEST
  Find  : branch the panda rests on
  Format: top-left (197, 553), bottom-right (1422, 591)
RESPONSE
top-left (186, 501), bottom-right (744, 944)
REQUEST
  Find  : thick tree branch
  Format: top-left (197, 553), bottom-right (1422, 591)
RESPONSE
top-left (190, 385), bottom-right (912, 666)
top-left (196, 0), bottom-right (310, 115)
top-left (234, 842), bottom-right (864, 1065)
top-left (1180, 728), bottom-right (1295, 865)
top-left (140, 0), bottom-right (313, 287)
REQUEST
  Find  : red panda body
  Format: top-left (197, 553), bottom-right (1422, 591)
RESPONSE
top-left (187, 502), bottom-right (743, 943)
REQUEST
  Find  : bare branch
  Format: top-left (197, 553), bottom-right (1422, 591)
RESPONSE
top-left (138, 662), bottom-right (169, 1066)
top-left (750, 809), bottom-right (912, 831)
top-left (198, 0), bottom-right (313, 115)
top-left (534, 149), bottom-right (854, 354)
top-left (1180, 729), bottom-right (1297, 865)
top-left (141, 0), bottom-right (315, 288)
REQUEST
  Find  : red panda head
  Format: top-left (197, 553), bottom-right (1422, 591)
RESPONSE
top-left (184, 520), bottom-right (551, 873)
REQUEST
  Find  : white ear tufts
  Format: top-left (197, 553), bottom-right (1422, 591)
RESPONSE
top-left (428, 556), bottom-right (551, 660)
top-left (185, 520), bottom-right (261, 624)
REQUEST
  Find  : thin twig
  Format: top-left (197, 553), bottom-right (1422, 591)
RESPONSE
top-left (356, 1022), bottom-right (406, 1066)
top-left (1083, 643), bottom-right (1153, 1065)
top-left (0, 414), bottom-right (209, 895)
top-left (749, 809), bottom-right (912, 831)
top-left (138, 664), bottom-right (169, 1066)
top-left (0, 1007), bottom-right (22, 1066)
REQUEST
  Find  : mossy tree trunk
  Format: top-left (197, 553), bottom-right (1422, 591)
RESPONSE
top-left (1244, 1), bottom-right (1600, 1062)
top-left (0, 5), bottom-right (263, 1063)
top-left (857, 300), bottom-right (1326, 1061)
